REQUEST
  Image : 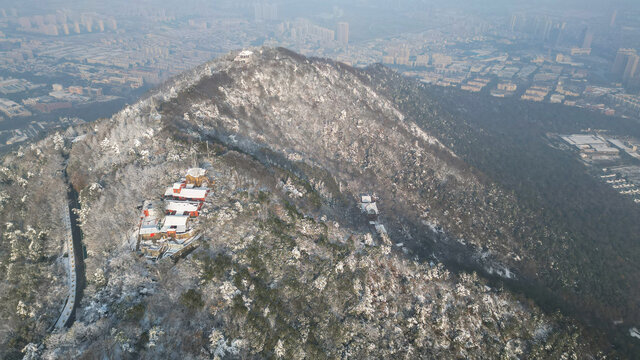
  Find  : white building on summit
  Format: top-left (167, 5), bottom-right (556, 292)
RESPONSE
top-left (234, 50), bottom-right (254, 62)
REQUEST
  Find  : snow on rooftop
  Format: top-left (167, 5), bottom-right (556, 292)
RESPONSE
top-left (187, 168), bottom-right (206, 178)
top-left (166, 201), bottom-right (200, 212)
top-left (139, 226), bottom-right (159, 235)
top-left (163, 215), bottom-right (189, 227)
top-left (164, 187), bottom-right (208, 199)
top-left (161, 215), bottom-right (189, 233)
top-left (140, 217), bottom-right (159, 235)
top-left (235, 50), bottom-right (254, 62)
top-left (361, 202), bottom-right (379, 215)
top-left (141, 215), bottom-right (158, 225)
top-left (563, 134), bottom-right (606, 146)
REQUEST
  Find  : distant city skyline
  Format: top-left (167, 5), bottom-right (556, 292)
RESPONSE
top-left (0, 0), bottom-right (639, 148)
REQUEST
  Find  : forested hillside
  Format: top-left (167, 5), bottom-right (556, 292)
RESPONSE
top-left (368, 65), bottom-right (640, 353)
top-left (0, 47), bottom-right (636, 358)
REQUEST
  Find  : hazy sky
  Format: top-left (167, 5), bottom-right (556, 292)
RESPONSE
top-left (0, 0), bottom-right (636, 14)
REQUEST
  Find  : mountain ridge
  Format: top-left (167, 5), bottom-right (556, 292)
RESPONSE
top-left (0, 47), bottom-right (636, 358)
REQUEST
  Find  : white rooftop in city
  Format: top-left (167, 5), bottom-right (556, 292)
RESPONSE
top-left (562, 134), bottom-right (606, 146)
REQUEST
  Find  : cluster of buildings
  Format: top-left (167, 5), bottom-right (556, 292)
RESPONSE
top-left (0, 77), bottom-right (43, 95)
top-left (381, 50), bottom-right (450, 69)
top-left (359, 194), bottom-right (386, 235)
top-left (388, 45), bottom-right (600, 108)
top-left (0, 5), bottom-right (271, 148)
top-left (508, 13), bottom-right (595, 57)
top-left (561, 134), bottom-right (621, 162)
top-left (460, 78), bottom-right (490, 93)
top-left (609, 93), bottom-right (640, 117)
top-left (138, 168), bottom-right (211, 260)
top-left (399, 48), bottom-right (627, 116)
top-left (508, 13), bottom-right (566, 45)
top-left (350, 12), bottom-right (640, 121)
top-left (0, 15), bottom-right (234, 88)
top-left (274, 19), bottom-right (349, 47)
top-left (14, 10), bottom-right (117, 37)
top-left (559, 134), bottom-right (640, 205)
top-left (562, 134), bottom-right (640, 195)
top-left (45, 84), bottom-right (104, 102)
top-left (19, 83), bottom-right (117, 115)
top-left (253, 3), bottom-right (278, 22)
top-left (490, 81), bottom-right (518, 97)
top-left (521, 85), bottom-right (551, 102)
top-left (0, 97), bottom-right (31, 118)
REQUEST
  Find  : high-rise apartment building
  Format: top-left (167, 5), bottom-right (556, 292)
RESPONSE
top-left (580, 28), bottom-right (593, 49)
top-left (509, 15), bottom-right (518, 31)
top-left (610, 10), bottom-right (617, 27)
top-left (612, 48), bottom-right (637, 76)
top-left (254, 3), bottom-right (277, 22)
top-left (623, 54), bottom-right (640, 82)
top-left (337, 22), bottom-right (349, 45)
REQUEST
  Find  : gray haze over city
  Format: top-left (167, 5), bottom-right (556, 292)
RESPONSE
top-left (0, 0), bottom-right (639, 148)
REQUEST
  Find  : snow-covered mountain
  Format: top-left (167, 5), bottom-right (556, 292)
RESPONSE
top-left (0, 47), bottom-right (630, 358)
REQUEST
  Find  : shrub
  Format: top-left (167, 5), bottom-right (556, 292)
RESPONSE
top-left (125, 302), bottom-right (146, 322)
top-left (180, 289), bottom-right (204, 311)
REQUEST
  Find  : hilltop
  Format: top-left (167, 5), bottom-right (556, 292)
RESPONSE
top-left (0, 47), bottom-right (636, 358)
